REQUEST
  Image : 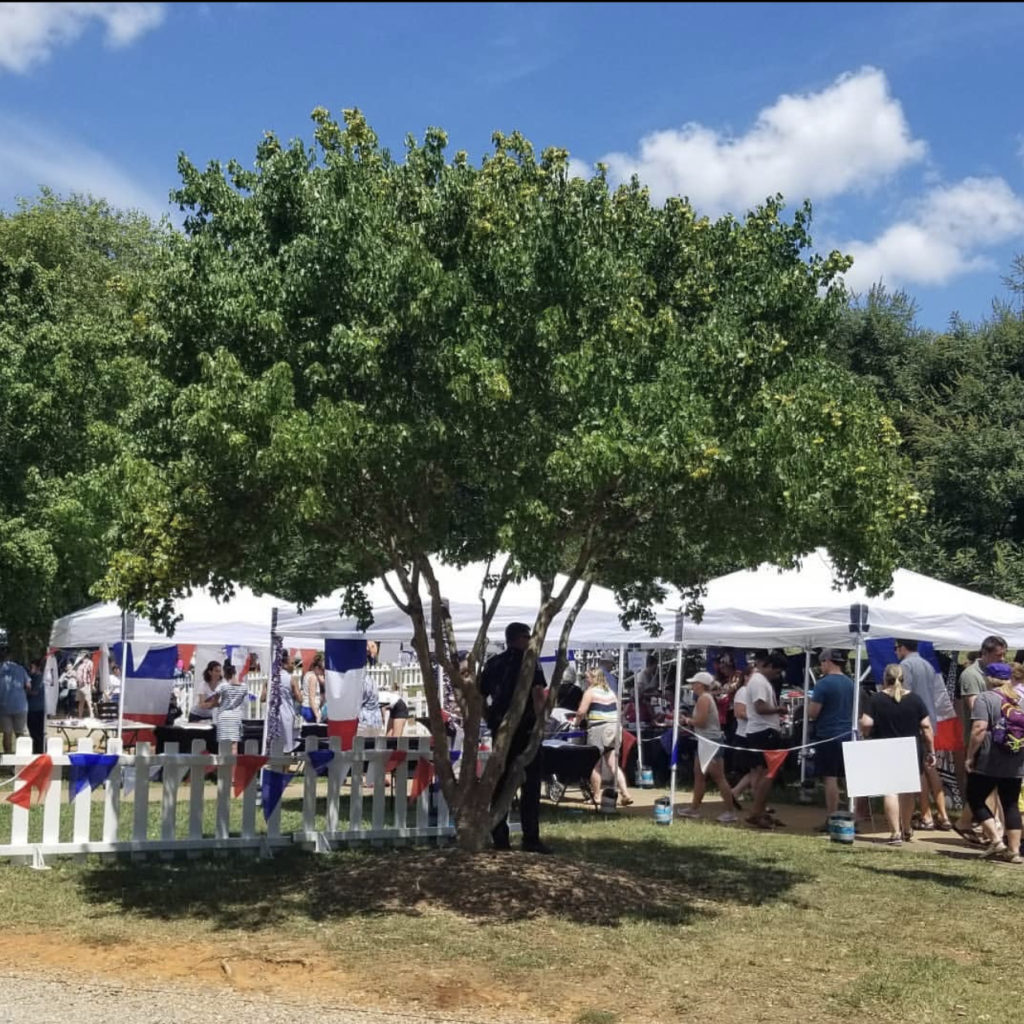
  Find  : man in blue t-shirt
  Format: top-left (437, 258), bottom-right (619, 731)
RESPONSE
top-left (808, 649), bottom-right (855, 825)
top-left (0, 646), bottom-right (31, 755)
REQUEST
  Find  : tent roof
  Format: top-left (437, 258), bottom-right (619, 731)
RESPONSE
top-left (667, 549), bottom-right (1024, 649)
top-left (49, 586), bottom-right (290, 649)
top-left (276, 559), bottom-right (672, 647)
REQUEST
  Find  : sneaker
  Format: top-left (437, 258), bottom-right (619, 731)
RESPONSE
top-left (716, 811), bottom-right (738, 824)
top-left (886, 834), bottom-right (903, 846)
top-left (521, 839), bottom-right (554, 855)
top-left (677, 806), bottom-right (701, 819)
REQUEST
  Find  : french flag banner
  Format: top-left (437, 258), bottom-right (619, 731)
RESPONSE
top-left (325, 639), bottom-right (365, 750)
top-left (113, 644), bottom-right (178, 738)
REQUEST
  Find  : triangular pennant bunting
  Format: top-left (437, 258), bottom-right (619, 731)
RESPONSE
top-left (68, 753), bottom-right (119, 800)
top-left (232, 754), bottom-right (268, 797)
top-left (658, 730), bottom-right (679, 766)
top-left (260, 768), bottom-right (292, 821)
top-left (697, 737), bottom-right (720, 774)
top-left (307, 750), bottom-right (335, 776)
top-left (763, 748), bottom-right (789, 779)
top-left (409, 758), bottom-right (433, 801)
top-left (385, 750), bottom-right (407, 773)
top-left (7, 754), bottom-right (53, 809)
top-left (620, 728), bottom-right (636, 765)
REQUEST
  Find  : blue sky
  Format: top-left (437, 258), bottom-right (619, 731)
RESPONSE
top-left (1, 1), bottom-right (1023, 329)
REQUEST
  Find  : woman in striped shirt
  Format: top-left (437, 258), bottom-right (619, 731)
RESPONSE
top-left (202, 662), bottom-right (249, 753)
top-left (572, 667), bottom-right (634, 807)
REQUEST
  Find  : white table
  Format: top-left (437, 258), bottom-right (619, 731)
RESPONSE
top-left (49, 717), bottom-right (152, 751)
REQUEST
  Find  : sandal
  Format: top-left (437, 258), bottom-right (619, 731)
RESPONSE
top-left (745, 813), bottom-right (775, 830)
top-left (935, 818), bottom-right (953, 831)
top-left (902, 829), bottom-right (914, 842)
top-left (619, 795), bottom-right (635, 806)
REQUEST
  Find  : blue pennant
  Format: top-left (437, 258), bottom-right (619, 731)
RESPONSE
top-left (659, 730), bottom-right (680, 767)
top-left (307, 750), bottom-right (335, 776)
top-left (68, 753), bottom-right (120, 800)
top-left (260, 769), bottom-right (292, 822)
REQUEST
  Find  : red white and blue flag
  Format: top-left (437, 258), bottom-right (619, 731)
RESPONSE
top-left (114, 643), bottom-right (178, 740)
top-left (324, 639), bottom-right (365, 750)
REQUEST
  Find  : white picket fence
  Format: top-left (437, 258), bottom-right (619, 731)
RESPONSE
top-left (0, 732), bottom-right (456, 866)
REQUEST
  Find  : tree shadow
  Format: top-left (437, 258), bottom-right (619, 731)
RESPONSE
top-left (75, 830), bottom-right (807, 932)
top-left (851, 861), bottom-right (1016, 899)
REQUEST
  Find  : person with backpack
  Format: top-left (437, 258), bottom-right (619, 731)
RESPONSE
top-left (964, 661), bottom-right (1024, 863)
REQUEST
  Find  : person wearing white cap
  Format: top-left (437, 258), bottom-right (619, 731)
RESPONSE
top-left (678, 671), bottom-right (739, 823)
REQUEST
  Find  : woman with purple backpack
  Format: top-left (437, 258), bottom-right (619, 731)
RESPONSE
top-left (963, 661), bottom-right (1024, 863)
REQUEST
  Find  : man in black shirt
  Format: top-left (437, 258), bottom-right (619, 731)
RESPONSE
top-left (479, 621), bottom-right (551, 854)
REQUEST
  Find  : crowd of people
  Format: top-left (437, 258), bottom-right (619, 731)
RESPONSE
top-left (5, 623), bottom-right (1022, 865)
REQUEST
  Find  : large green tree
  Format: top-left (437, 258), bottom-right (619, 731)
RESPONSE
top-left (0, 193), bottom-right (166, 658)
top-left (832, 281), bottom-right (1024, 608)
top-left (106, 109), bottom-right (914, 850)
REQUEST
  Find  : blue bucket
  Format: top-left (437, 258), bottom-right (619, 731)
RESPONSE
top-left (828, 811), bottom-right (855, 845)
top-left (653, 797), bottom-right (672, 825)
top-left (639, 768), bottom-right (655, 788)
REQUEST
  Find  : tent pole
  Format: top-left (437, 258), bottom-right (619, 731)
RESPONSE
top-left (117, 609), bottom-right (128, 740)
top-left (634, 652), bottom-right (644, 782)
top-left (669, 643), bottom-right (684, 814)
top-left (800, 648), bottom-right (811, 787)
top-left (849, 633), bottom-right (863, 814)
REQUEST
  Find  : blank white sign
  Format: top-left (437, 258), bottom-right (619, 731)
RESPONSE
top-left (842, 736), bottom-right (921, 798)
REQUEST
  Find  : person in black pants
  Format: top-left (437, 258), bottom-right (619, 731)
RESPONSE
top-left (480, 621), bottom-right (552, 854)
top-left (27, 657), bottom-right (47, 754)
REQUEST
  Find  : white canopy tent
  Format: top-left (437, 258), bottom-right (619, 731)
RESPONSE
top-left (655, 548), bottom-right (1024, 814)
top-left (662, 548), bottom-right (1024, 650)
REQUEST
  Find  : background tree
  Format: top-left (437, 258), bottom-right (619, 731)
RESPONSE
top-left (106, 109), bottom-right (915, 851)
top-left (0, 193), bottom-right (166, 658)
top-left (832, 280), bottom-right (1024, 606)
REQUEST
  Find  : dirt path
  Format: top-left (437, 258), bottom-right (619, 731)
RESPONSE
top-left (0, 964), bottom-right (530, 1024)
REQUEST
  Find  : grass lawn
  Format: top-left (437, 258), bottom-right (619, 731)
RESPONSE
top-left (0, 804), bottom-right (1019, 1023)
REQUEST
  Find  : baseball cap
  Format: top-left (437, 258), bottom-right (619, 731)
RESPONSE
top-left (686, 671), bottom-right (715, 686)
top-left (818, 648), bottom-right (846, 666)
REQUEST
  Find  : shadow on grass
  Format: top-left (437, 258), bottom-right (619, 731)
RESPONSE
top-left (74, 823), bottom-right (807, 932)
top-left (851, 861), bottom-right (1016, 898)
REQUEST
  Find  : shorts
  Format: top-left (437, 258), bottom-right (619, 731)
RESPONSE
top-left (733, 733), bottom-right (757, 770)
top-left (300, 706), bottom-right (317, 723)
top-left (0, 713), bottom-right (27, 738)
top-left (588, 723), bottom-right (618, 752)
top-left (745, 728), bottom-right (783, 770)
top-left (813, 736), bottom-right (847, 779)
top-left (934, 716), bottom-right (963, 752)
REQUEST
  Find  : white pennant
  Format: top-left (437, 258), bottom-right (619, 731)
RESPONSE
top-left (697, 737), bottom-right (719, 774)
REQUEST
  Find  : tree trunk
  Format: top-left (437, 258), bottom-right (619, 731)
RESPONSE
top-left (453, 787), bottom-right (494, 853)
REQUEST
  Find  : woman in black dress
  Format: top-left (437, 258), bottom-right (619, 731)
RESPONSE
top-left (859, 662), bottom-right (936, 846)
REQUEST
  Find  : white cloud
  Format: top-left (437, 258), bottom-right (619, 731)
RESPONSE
top-left (0, 116), bottom-right (167, 219)
top-left (566, 157), bottom-right (591, 180)
top-left (599, 67), bottom-right (926, 215)
top-left (841, 177), bottom-right (1024, 290)
top-left (0, 2), bottom-right (165, 73)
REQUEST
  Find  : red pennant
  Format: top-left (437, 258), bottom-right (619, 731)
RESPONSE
top-left (327, 719), bottom-right (358, 751)
top-left (409, 758), bottom-right (433, 801)
top-left (764, 749), bottom-right (789, 779)
top-left (232, 754), bottom-right (268, 797)
top-left (385, 750), bottom-right (407, 773)
top-left (619, 728), bottom-right (637, 765)
top-left (7, 754), bottom-right (54, 809)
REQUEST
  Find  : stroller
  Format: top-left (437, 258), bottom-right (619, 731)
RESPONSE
top-left (542, 708), bottom-right (595, 806)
